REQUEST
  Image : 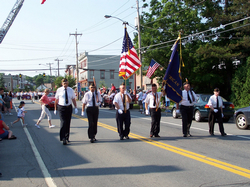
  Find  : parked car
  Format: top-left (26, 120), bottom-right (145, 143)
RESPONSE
top-left (47, 92), bottom-right (56, 110)
top-left (171, 94), bottom-right (235, 122)
top-left (234, 106), bottom-right (250, 129)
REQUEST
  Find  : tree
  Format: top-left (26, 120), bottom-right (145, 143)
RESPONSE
top-left (136, 0), bottom-right (205, 88)
top-left (138, 0), bottom-right (250, 101)
top-left (0, 73), bottom-right (4, 88)
top-left (231, 57), bottom-right (250, 106)
top-left (196, 0), bottom-right (250, 98)
top-left (35, 75), bottom-right (44, 87)
top-left (54, 75), bottom-right (76, 90)
top-left (98, 80), bottom-right (107, 89)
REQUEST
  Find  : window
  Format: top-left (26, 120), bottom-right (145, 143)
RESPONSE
top-left (100, 70), bottom-right (105, 79)
top-left (90, 70), bottom-right (94, 79)
top-left (8, 82), bottom-right (11, 87)
top-left (110, 70), bottom-right (114, 79)
top-left (129, 75), bottom-right (133, 79)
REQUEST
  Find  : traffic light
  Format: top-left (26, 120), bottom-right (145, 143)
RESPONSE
top-left (19, 74), bottom-right (22, 78)
top-left (43, 73), bottom-right (45, 77)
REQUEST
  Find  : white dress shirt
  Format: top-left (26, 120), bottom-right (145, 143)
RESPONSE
top-left (55, 86), bottom-right (76, 106)
top-left (113, 92), bottom-right (131, 110)
top-left (82, 91), bottom-right (102, 107)
top-left (180, 90), bottom-right (197, 106)
top-left (207, 95), bottom-right (223, 108)
top-left (145, 92), bottom-right (162, 108)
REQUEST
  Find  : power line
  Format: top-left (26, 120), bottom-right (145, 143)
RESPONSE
top-left (140, 16), bottom-right (250, 50)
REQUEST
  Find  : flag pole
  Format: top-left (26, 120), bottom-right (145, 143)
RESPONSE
top-left (124, 79), bottom-right (127, 113)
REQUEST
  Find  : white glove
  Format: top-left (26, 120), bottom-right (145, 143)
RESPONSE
top-left (54, 110), bottom-right (57, 115)
top-left (118, 109), bottom-right (123, 114)
top-left (146, 110), bottom-right (150, 115)
top-left (81, 111), bottom-right (84, 116)
top-left (124, 90), bottom-right (127, 95)
top-left (221, 113), bottom-right (224, 118)
top-left (214, 109), bottom-right (218, 113)
top-left (176, 109), bottom-right (180, 114)
top-left (75, 108), bottom-right (78, 114)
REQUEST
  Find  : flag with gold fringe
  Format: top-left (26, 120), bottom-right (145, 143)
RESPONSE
top-left (119, 27), bottom-right (141, 80)
top-left (163, 37), bottom-right (183, 103)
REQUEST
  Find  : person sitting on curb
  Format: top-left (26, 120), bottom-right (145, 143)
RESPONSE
top-left (0, 114), bottom-right (16, 140)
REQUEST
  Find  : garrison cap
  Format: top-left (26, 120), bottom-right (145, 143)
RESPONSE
top-left (214, 88), bottom-right (220, 92)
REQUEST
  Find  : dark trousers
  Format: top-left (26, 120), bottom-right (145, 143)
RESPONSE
top-left (58, 105), bottom-right (72, 141)
top-left (180, 105), bottom-right (193, 135)
top-left (86, 106), bottom-right (99, 139)
top-left (150, 108), bottom-right (161, 136)
top-left (116, 110), bottom-right (131, 138)
top-left (208, 109), bottom-right (225, 135)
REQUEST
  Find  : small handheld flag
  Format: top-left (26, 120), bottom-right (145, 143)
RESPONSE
top-left (119, 27), bottom-right (141, 80)
top-left (41, 0), bottom-right (46, 4)
top-left (146, 59), bottom-right (160, 78)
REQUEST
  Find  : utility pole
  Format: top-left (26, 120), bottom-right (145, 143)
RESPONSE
top-left (70, 30), bottom-right (82, 100)
top-left (136, 0), bottom-right (143, 89)
top-left (54, 58), bottom-right (63, 77)
top-left (46, 63), bottom-right (53, 89)
top-left (46, 63), bottom-right (53, 76)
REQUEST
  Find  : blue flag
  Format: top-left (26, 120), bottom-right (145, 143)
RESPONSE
top-left (163, 39), bottom-right (182, 103)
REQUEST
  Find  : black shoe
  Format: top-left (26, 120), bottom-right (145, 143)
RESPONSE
top-left (90, 138), bottom-right (94, 143)
top-left (188, 134), bottom-right (192, 137)
top-left (63, 138), bottom-right (67, 145)
top-left (183, 134), bottom-right (187, 137)
top-left (66, 139), bottom-right (70, 143)
top-left (120, 136), bottom-right (124, 140)
top-left (155, 135), bottom-right (160, 138)
top-left (210, 133), bottom-right (214, 136)
top-left (94, 138), bottom-right (97, 141)
top-left (125, 136), bottom-right (129, 139)
top-left (221, 133), bottom-right (227, 136)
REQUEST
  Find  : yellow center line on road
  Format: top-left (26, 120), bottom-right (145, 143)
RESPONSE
top-left (72, 114), bottom-right (250, 179)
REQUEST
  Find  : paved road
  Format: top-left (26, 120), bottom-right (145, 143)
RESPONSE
top-left (1, 98), bottom-right (250, 187)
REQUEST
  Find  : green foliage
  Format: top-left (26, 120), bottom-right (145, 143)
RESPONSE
top-left (98, 80), bottom-right (107, 89)
top-left (0, 73), bottom-right (4, 88)
top-left (231, 57), bottom-right (250, 106)
top-left (136, 0), bottom-right (250, 102)
top-left (35, 75), bottom-right (44, 87)
top-left (54, 75), bottom-right (76, 90)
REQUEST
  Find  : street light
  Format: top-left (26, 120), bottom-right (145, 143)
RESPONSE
top-left (104, 15), bottom-right (137, 92)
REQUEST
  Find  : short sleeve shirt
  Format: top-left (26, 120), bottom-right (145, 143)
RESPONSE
top-left (145, 92), bottom-right (162, 108)
top-left (55, 86), bottom-right (76, 106)
top-left (113, 92), bottom-right (131, 110)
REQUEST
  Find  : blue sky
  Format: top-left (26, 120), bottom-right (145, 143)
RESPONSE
top-left (0, 0), bottom-right (147, 77)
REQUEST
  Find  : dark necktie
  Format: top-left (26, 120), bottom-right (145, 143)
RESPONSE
top-left (216, 96), bottom-right (219, 109)
top-left (65, 88), bottom-right (68, 104)
top-left (92, 93), bottom-right (95, 107)
top-left (188, 91), bottom-right (192, 103)
top-left (153, 93), bottom-right (156, 106)
top-left (123, 94), bottom-right (125, 109)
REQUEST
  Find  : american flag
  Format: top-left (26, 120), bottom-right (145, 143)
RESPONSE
top-left (146, 59), bottom-right (160, 78)
top-left (119, 28), bottom-right (141, 80)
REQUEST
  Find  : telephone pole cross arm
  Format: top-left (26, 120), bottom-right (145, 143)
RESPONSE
top-left (54, 58), bottom-right (63, 76)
